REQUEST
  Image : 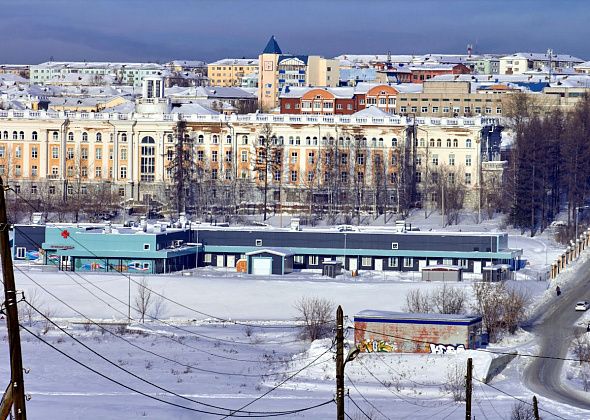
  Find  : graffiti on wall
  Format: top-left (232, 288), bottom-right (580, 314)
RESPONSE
top-left (429, 344), bottom-right (466, 354)
top-left (358, 338), bottom-right (397, 353)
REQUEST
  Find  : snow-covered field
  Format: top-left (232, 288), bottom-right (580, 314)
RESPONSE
top-left (3, 212), bottom-right (590, 419)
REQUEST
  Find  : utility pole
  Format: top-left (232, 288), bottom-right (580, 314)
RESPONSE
top-left (532, 395), bottom-right (540, 420)
top-left (0, 177), bottom-right (28, 419)
top-left (335, 305), bottom-right (344, 420)
top-left (465, 357), bottom-right (472, 420)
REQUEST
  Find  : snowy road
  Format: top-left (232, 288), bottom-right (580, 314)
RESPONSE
top-left (524, 257), bottom-right (590, 409)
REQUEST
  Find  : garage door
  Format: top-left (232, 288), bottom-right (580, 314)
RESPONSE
top-left (252, 258), bottom-right (272, 276)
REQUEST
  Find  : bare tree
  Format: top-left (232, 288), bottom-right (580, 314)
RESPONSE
top-left (431, 284), bottom-right (467, 315)
top-left (149, 293), bottom-right (168, 319)
top-left (253, 124), bottom-right (282, 220)
top-left (510, 401), bottom-right (536, 420)
top-left (442, 362), bottom-right (466, 401)
top-left (294, 297), bottom-right (335, 341)
top-left (472, 281), bottom-right (528, 342)
top-left (134, 278), bottom-right (153, 323)
top-left (404, 289), bottom-right (432, 313)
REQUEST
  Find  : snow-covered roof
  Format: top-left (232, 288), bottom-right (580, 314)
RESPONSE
top-left (501, 52), bottom-right (584, 63)
top-left (352, 106), bottom-right (391, 118)
top-left (574, 61), bottom-right (590, 69)
top-left (172, 102), bottom-right (219, 115)
top-left (245, 248), bottom-right (294, 257)
top-left (167, 60), bottom-right (206, 67)
top-left (208, 58), bottom-right (259, 66)
top-left (354, 310), bottom-right (482, 323)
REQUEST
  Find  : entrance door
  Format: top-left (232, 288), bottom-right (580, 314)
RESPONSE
top-left (227, 255), bottom-right (236, 268)
top-left (418, 259), bottom-right (427, 271)
top-left (474, 261), bottom-right (482, 274)
top-left (216, 255), bottom-right (225, 267)
top-left (374, 258), bottom-right (383, 271)
top-left (252, 258), bottom-right (272, 275)
top-left (349, 258), bottom-right (358, 271)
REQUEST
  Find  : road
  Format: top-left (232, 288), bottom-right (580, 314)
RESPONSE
top-left (523, 257), bottom-right (590, 409)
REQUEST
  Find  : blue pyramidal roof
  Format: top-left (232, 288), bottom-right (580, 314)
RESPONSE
top-left (263, 36), bottom-right (282, 54)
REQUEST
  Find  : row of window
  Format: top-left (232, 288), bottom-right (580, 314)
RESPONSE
top-left (415, 171), bottom-right (472, 185)
top-left (417, 138), bottom-right (472, 148)
top-left (400, 105), bottom-right (502, 115)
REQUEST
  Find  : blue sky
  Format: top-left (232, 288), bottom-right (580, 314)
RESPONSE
top-left (1, 0), bottom-right (588, 63)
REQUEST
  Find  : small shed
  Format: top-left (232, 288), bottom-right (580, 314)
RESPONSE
top-left (246, 248), bottom-right (294, 276)
top-left (322, 261), bottom-right (342, 278)
top-left (354, 310), bottom-right (482, 353)
top-left (482, 264), bottom-right (511, 282)
top-left (421, 265), bottom-right (463, 282)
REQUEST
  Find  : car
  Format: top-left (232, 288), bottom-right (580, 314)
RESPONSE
top-left (575, 301), bottom-right (590, 311)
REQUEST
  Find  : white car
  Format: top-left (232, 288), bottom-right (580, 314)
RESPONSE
top-left (575, 301), bottom-right (590, 311)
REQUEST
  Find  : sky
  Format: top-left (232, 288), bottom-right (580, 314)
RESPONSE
top-left (1, 0), bottom-right (589, 64)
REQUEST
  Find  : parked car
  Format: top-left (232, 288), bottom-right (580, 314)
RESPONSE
top-left (575, 301), bottom-right (590, 311)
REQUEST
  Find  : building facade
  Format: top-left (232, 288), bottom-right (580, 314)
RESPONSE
top-left (207, 59), bottom-right (259, 87)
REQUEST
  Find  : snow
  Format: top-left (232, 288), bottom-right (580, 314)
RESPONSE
top-left (5, 211), bottom-right (590, 419)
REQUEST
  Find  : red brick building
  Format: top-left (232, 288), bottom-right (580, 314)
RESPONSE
top-left (409, 63), bottom-right (471, 83)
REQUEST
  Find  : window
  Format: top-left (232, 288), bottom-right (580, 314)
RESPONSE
top-left (466, 139), bottom-right (472, 148)
top-left (307, 171), bottom-right (314, 182)
top-left (197, 150), bottom-right (204, 161)
top-left (453, 139), bottom-right (458, 147)
top-left (415, 171), bottom-right (422, 183)
top-left (308, 152), bottom-right (315, 164)
top-left (421, 106), bottom-right (428, 113)
top-left (121, 133), bottom-right (127, 142)
top-left (432, 155), bottom-right (438, 166)
top-left (290, 171), bottom-right (297, 182)
top-left (446, 138), bottom-right (452, 147)
top-left (391, 138), bottom-right (398, 147)
top-left (294, 255), bottom-right (305, 264)
top-left (143, 244), bottom-right (150, 250)
top-left (120, 148), bottom-right (127, 160)
top-left (96, 133), bottom-right (102, 142)
top-left (436, 139), bottom-right (442, 147)
top-left (15, 165), bottom-right (21, 176)
top-left (95, 148), bottom-right (102, 160)
top-left (52, 146), bottom-right (59, 159)
top-left (403, 257), bottom-right (413, 267)
top-left (140, 136), bottom-right (155, 181)
top-left (31, 166), bottom-right (38, 177)
top-left (449, 154), bottom-right (455, 166)
top-left (15, 146), bottom-right (21, 158)
top-left (81, 148), bottom-right (88, 160)
top-left (362, 257), bottom-right (372, 267)
top-left (95, 167), bottom-right (102, 178)
top-left (204, 254), bottom-right (212, 263)
top-left (12, 131), bottom-right (17, 140)
top-left (82, 132), bottom-right (88, 142)
top-left (166, 149), bottom-right (174, 161)
top-left (120, 166), bottom-right (127, 179)
top-left (432, 106), bottom-right (439, 113)
top-left (16, 247), bottom-right (26, 259)
top-left (391, 242), bottom-right (399, 250)
top-left (212, 135), bottom-right (218, 144)
top-left (309, 256), bottom-right (319, 265)
top-left (388, 257), bottom-right (398, 268)
top-left (241, 151), bottom-right (248, 162)
top-left (255, 239), bottom-right (263, 247)
top-left (448, 172), bottom-right (455, 184)
top-left (52, 132), bottom-right (58, 141)
top-left (465, 173), bottom-right (472, 184)
top-left (496, 107), bottom-right (502, 114)
top-left (31, 185), bottom-right (37, 194)
top-left (466, 155), bottom-right (472, 166)
top-left (211, 151), bottom-right (218, 162)
top-left (66, 147), bottom-right (74, 160)
top-left (356, 154), bottom-right (364, 165)
top-left (32, 131), bottom-right (37, 140)
top-left (459, 259), bottom-right (468, 268)
top-left (211, 169), bottom-right (218, 180)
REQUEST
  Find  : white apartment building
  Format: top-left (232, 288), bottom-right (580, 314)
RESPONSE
top-left (499, 52), bottom-right (584, 75)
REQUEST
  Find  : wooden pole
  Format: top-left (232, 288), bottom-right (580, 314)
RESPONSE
top-left (0, 177), bottom-right (27, 419)
top-left (465, 357), bottom-right (472, 420)
top-left (336, 305), bottom-right (344, 420)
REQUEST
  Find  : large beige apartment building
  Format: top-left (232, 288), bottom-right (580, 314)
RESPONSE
top-left (207, 59), bottom-right (259, 87)
top-left (0, 105), bottom-right (502, 215)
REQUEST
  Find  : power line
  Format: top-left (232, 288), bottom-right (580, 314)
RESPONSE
top-left (473, 377), bottom-right (568, 420)
top-left (475, 380), bottom-right (503, 419)
top-left (20, 299), bottom-right (328, 416)
top-left (350, 325), bottom-right (590, 364)
top-left (12, 226), bottom-right (305, 347)
top-left (12, 190), bottom-right (331, 331)
top-left (355, 357), bottom-right (453, 409)
top-left (13, 264), bottom-right (321, 374)
top-left (347, 394), bottom-right (371, 419)
top-left (220, 342), bottom-right (336, 419)
top-left (18, 322), bottom-right (334, 417)
top-left (346, 374), bottom-right (391, 420)
top-left (372, 352), bottom-right (447, 387)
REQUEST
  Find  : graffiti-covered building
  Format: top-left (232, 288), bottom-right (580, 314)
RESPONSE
top-left (354, 310), bottom-right (483, 353)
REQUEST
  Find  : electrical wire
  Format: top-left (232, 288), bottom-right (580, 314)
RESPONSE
top-left (13, 225), bottom-right (306, 348)
top-left (473, 377), bottom-right (567, 420)
top-left (475, 380), bottom-right (503, 419)
top-left (350, 325), bottom-right (590, 364)
top-left (18, 322), bottom-right (335, 417)
top-left (12, 190), bottom-right (331, 331)
top-left (347, 393), bottom-right (371, 419)
top-left (220, 341), bottom-right (336, 419)
top-left (14, 263), bottom-right (321, 370)
top-left (346, 374), bottom-right (391, 420)
top-left (355, 357), bottom-right (453, 409)
top-left (372, 352), bottom-right (447, 387)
